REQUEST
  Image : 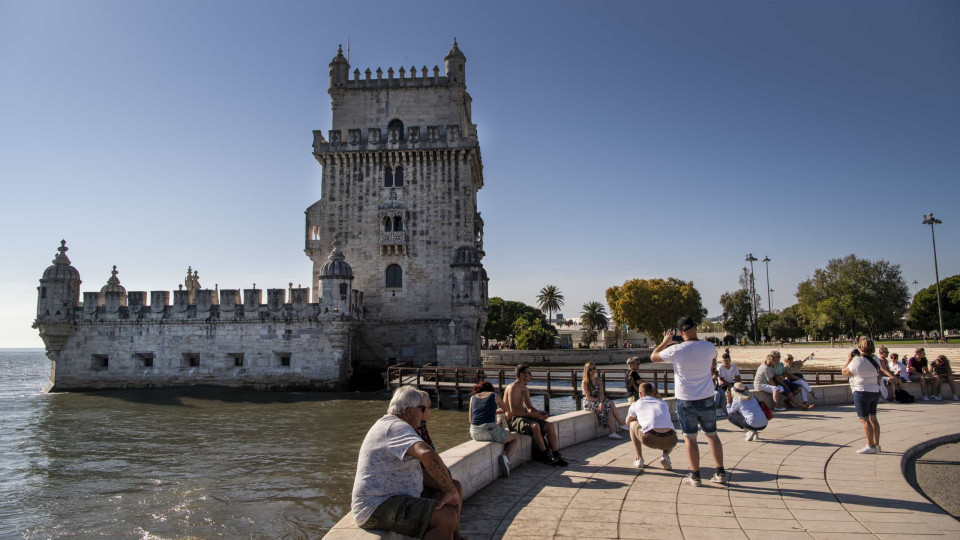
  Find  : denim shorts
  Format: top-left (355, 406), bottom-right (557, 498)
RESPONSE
top-left (677, 397), bottom-right (717, 435)
top-left (853, 391), bottom-right (880, 418)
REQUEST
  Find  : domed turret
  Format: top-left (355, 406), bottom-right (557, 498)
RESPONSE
top-left (329, 44), bottom-right (350, 90)
top-left (99, 266), bottom-right (126, 295)
top-left (37, 240), bottom-right (82, 320)
top-left (451, 246), bottom-right (481, 267)
top-left (318, 243), bottom-right (354, 316)
top-left (444, 38), bottom-right (466, 84)
top-left (98, 265), bottom-right (128, 308)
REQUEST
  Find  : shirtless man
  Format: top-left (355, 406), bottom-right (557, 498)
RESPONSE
top-left (503, 364), bottom-right (567, 466)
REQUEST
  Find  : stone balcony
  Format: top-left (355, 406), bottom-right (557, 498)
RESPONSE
top-left (379, 232), bottom-right (406, 255)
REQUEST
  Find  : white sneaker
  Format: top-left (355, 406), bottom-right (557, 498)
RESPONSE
top-left (856, 446), bottom-right (878, 454)
top-left (745, 430), bottom-right (753, 442)
top-left (620, 423), bottom-right (630, 431)
top-left (775, 407), bottom-right (786, 412)
top-left (498, 454), bottom-right (510, 477)
top-left (634, 458), bottom-right (644, 471)
top-left (660, 454), bottom-right (672, 471)
top-left (923, 395), bottom-right (930, 401)
top-left (875, 445), bottom-right (881, 454)
top-left (608, 432), bottom-right (623, 440)
top-left (953, 395), bottom-right (959, 401)
top-left (935, 395), bottom-right (943, 401)
top-left (753, 431), bottom-right (760, 441)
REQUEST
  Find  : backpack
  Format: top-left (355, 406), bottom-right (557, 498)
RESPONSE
top-left (894, 388), bottom-right (915, 403)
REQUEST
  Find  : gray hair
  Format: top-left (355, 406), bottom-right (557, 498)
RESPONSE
top-left (388, 385), bottom-right (425, 415)
top-left (419, 390), bottom-right (431, 406)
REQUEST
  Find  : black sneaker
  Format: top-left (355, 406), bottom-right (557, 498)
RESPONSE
top-left (553, 456), bottom-right (569, 467)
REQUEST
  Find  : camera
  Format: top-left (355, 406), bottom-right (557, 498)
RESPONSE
top-left (851, 348), bottom-right (860, 356)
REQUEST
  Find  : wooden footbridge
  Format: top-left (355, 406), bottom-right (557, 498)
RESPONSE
top-left (385, 364), bottom-right (848, 412)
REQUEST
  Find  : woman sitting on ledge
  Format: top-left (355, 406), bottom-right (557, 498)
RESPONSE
top-left (468, 380), bottom-right (518, 477)
top-left (582, 362), bottom-right (628, 439)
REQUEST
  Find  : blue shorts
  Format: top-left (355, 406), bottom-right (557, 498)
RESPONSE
top-left (677, 397), bottom-right (717, 435)
top-left (853, 391), bottom-right (880, 418)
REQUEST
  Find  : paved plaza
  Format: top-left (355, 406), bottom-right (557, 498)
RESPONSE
top-left (459, 402), bottom-right (960, 540)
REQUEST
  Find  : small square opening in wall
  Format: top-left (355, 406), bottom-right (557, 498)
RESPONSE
top-left (91, 354), bottom-right (108, 371)
top-left (275, 352), bottom-right (291, 368)
top-left (228, 353), bottom-right (244, 367)
top-left (181, 353), bottom-right (200, 368)
top-left (135, 353), bottom-right (154, 368)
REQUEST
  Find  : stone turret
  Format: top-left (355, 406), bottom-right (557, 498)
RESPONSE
top-left (318, 243), bottom-right (354, 316)
top-left (444, 38), bottom-right (466, 84)
top-left (36, 240), bottom-right (81, 320)
top-left (329, 44), bottom-right (350, 90)
top-left (98, 265), bottom-right (127, 308)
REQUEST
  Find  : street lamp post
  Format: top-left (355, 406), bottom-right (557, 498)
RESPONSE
top-left (746, 253), bottom-right (759, 343)
top-left (762, 256), bottom-right (772, 313)
top-left (922, 213), bottom-right (945, 342)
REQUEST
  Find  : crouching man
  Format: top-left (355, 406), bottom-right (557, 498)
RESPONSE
top-left (627, 382), bottom-right (678, 472)
top-left (352, 385), bottom-right (460, 540)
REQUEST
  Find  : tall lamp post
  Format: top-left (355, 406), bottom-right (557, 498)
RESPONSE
top-left (922, 213), bottom-right (945, 342)
top-left (746, 253), bottom-right (759, 343)
top-left (762, 256), bottom-right (772, 313)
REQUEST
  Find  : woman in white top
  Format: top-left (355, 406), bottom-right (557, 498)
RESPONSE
top-left (842, 337), bottom-right (897, 455)
top-left (725, 382), bottom-right (768, 442)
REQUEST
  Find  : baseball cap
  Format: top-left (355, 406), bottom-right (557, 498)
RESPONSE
top-left (677, 316), bottom-right (697, 332)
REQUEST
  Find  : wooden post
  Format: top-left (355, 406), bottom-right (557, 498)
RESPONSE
top-left (545, 370), bottom-right (552, 414)
top-left (573, 369), bottom-right (581, 411)
top-left (601, 370), bottom-right (607, 400)
top-left (455, 368), bottom-right (463, 409)
top-left (498, 369), bottom-right (505, 393)
top-left (416, 367), bottom-right (421, 388)
top-left (435, 368), bottom-right (442, 409)
top-left (385, 366), bottom-right (391, 391)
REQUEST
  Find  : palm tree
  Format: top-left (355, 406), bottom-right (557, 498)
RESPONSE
top-left (580, 301), bottom-right (609, 332)
top-left (536, 285), bottom-right (565, 325)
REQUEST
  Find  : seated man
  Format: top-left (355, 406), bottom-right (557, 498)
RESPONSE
top-left (626, 382), bottom-right (678, 472)
top-left (908, 347), bottom-right (935, 401)
top-left (714, 352), bottom-right (741, 416)
top-left (504, 364), bottom-right (567, 466)
top-left (352, 386), bottom-right (460, 540)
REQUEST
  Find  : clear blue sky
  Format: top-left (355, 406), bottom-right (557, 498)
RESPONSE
top-left (1, 1), bottom-right (958, 346)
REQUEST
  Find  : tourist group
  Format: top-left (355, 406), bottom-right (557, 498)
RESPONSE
top-left (349, 317), bottom-right (956, 539)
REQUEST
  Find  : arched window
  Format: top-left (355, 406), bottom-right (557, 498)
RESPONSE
top-left (384, 166), bottom-right (393, 187)
top-left (339, 283), bottom-right (348, 297)
top-left (393, 216), bottom-right (403, 231)
top-left (386, 264), bottom-right (403, 288)
top-left (394, 166), bottom-right (404, 187)
top-left (383, 216), bottom-right (393, 232)
top-left (388, 119), bottom-right (404, 141)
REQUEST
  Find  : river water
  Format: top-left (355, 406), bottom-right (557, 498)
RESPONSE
top-left (0, 350), bottom-right (633, 538)
top-left (0, 350), bottom-right (482, 539)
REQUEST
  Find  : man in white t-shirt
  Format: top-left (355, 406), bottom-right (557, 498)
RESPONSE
top-left (626, 382), bottom-right (678, 472)
top-left (352, 386), bottom-right (460, 538)
top-left (652, 316), bottom-right (725, 487)
top-left (714, 352), bottom-right (742, 416)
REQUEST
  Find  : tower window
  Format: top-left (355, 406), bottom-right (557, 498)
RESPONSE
top-left (384, 166), bottom-right (393, 187)
top-left (339, 283), bottom-right (348, 297)
top-left (91, 354), bottom-right (108, 371)
top-left (41, 287), bottom-right (47, 299)
top-left (393, 216), bottom-right (403, 232)
top-left (384, 216), bottom-right (393, 232)
top-left (275, 352), bottom-right (291, 368)
top-left (182, 353), bottom-right (200, 368)
top-left (135, 352), bottom-right (154, 368)
top-left (388, 119), bottom-right (404, 141)
top-left (228, 353), bottom-right (244, 367)
top-left (395, 166), bottom-right (404, 187)
top-left (386, 264), bottom-right (403, 288)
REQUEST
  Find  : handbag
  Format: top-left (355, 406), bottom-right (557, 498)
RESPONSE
top-left (759, 401), bottom-right (774, 420)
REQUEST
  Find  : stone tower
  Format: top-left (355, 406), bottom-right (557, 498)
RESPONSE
top-left (34, 240), bottom-right (81, 354)
top-left (306, 40), bottom-right (488, 374)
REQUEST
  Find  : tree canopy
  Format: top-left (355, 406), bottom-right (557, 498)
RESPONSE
top-left (580, 301), bottom-right (608, 332)
top-left (606, 278), bottom-right (707, 339)
top-left (757, 312), bottom-right (779, 339)
top-left (909, 275), bottom-right (960, 333)
top-left (536, 285), bottom-right (564, 324)
top-left (719, 288), bottom-right (752, 339)
top-left (484, 297), bottom-right (557, 349)
top-left (767, 305), bottom-right (806, 340)
top-left (795, 254), bottom-right (909, 338)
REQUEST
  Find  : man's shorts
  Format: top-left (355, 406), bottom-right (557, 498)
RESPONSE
top-left (359, 495), bottom-right (434, 539)
top-left (853, 391), bottom-right (880, 419)
top-left (910, 374), bottom-right (928, 383)
top-left (676, 397), bottom-right (717, 436)
top-left (630, 423), bottom-right (678, 451)
top-left (507, 415), bottom-right (546, 435)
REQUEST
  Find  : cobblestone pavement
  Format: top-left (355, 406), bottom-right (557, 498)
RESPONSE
top-left (460, 402), bottom-right (960, 540)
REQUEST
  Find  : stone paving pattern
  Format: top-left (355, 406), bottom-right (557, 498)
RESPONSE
top-left (459, 402), bottom-right (960, 540)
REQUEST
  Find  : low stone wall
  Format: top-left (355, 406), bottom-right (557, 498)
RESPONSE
top-left (481, 348), bottom-right (652, 367)
top-left (324, 382), bottom-right (862, 539)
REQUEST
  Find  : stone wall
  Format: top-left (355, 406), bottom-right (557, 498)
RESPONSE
top-left (481, 348), bottom-right (652, 367)
top-left (46, 318), bottom-right (355, 392)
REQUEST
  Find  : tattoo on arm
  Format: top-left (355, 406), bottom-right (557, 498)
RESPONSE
top-left (422, 452), bottom-right (456, 493)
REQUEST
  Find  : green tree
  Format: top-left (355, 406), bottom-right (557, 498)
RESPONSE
top-left (606, 278), bottom-right (707, 340)
top-left (909, 275), bottom-right (960, 333)
top-left (719, 289), bottom-right (752, 340)
top-left (512, 317), bottom-right (557, 350)
top-left (795, 254), bottom-right (910, 339)
top-left (767, 305), bottom-right (806, 341)
top-left (580, 301), bottom-right (608, 332)
top-left (483, 297), bottom-right (551, 343)
top-left (757, 312), bottom-right (779, 339)
top-left (536, 285), bottom-right (564, 325)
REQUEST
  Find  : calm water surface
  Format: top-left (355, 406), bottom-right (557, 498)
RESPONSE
top-left (0, 350), bottom-right (478, 539)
